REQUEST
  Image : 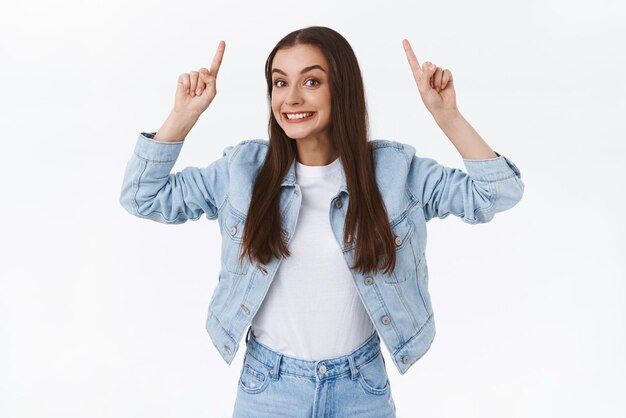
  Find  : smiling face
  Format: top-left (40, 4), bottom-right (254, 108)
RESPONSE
top-left (270, 44), bottom-right (332, 144)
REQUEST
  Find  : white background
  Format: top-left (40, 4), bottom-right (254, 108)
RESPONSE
top-left (1, 0), bottom-right (624, 417)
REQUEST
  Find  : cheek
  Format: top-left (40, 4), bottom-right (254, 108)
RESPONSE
top-left (271, 100), bottom-right (281, 117)
top-left (320, 93), bottom-right (331, 113)
top-left (272, 91), bottom-right (285, 104)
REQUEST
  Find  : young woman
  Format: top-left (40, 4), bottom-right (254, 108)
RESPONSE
top-left (120, 26), bottom-right (524, 417)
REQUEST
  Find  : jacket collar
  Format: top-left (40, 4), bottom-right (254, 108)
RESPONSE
top-left (280, 155), bottom-right (349, 195)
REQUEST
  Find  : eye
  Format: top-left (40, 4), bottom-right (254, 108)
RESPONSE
top-left (272, 78), bottom-right (320, 88)
top-left (305, 78), bottom-right (320, 87)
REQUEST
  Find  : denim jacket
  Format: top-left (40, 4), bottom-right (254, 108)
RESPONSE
top-left (120, 132), bottom-right (524, 375)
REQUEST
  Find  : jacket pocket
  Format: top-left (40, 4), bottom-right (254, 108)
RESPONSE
top-left (383, 217), bottom-right (418, 284)
top-left (223, 210), bottom-right (250, 275)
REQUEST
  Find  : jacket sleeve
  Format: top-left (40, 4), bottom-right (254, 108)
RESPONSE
top-left (404, 144), bottom-right (524, 224)
top-left (119, 132), bottom-right (232, 224)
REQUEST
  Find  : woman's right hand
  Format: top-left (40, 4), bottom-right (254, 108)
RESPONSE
top-left (174, 40), bottom-right (226, 117)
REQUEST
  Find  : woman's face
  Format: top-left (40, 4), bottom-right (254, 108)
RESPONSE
top-left (270, 44), bottom-right (331, 143)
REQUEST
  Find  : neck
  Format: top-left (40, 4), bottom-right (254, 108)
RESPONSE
top-left (294, 135), bottom-right (338, 166)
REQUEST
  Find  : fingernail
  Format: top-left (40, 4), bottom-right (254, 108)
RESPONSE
top-left (196, 90), bottom-right (201, 95)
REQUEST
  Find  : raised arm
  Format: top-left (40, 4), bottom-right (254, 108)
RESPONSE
top-left (404, 145), bottom-right (524, 223)
top-left (119, 132), bottom-right (233, 223)
top-left (119, 41), bottom-right (232, 223)
top-left (401, 39), bottom-right (524, 223)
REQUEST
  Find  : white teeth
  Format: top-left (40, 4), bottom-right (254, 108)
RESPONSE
top-left (286, 112), bottom-right (314, 120)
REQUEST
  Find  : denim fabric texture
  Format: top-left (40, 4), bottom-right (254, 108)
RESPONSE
top-left (119, 132), bottom-right (524, 375)
top-left (232, 329), bottom-right (396, 418)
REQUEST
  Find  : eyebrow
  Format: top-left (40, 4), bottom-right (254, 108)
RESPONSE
top-left (271, 65), bottom-right (326, 76)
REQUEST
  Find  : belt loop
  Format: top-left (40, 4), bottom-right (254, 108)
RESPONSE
top-left (245, 326), bottom-right (252, 344)
top-left (270, 353), bottom-right (283, 381)
top-left (348, 354), bottom-right (359, 380)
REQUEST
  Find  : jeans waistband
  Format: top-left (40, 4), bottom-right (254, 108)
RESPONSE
top-left (243, 329), bottom-right (381, 381)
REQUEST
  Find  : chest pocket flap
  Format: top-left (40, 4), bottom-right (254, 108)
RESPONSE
top-left (386, 217), bottom-right (418, 284)
top-left (223, 210), bottom-right (249, 275)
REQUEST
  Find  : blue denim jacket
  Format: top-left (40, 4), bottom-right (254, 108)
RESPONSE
top-left (120, 132), bottom-right (524, 375)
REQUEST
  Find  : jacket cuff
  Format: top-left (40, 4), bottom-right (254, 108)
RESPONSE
top-left (134, 132), bottom-right (185, 163)
top-left (462, 151), bottom-right (522, 182)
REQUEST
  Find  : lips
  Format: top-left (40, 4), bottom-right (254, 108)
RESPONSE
top-left (282, 112), bottom-right (316, 123)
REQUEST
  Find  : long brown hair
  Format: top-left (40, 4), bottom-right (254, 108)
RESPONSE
top-left (241, 26), bottom-right (396, 276)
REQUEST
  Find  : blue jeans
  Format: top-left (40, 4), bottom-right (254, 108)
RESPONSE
top-left (232, 328), bottom-right (396, 417)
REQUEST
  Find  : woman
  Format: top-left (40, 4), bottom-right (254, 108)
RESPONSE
top-left (120, 26), bottom-right (524, 417)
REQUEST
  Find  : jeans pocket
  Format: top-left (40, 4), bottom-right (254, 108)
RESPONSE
top-left (357, 352), bottom-right (390, 396)
top-left (238, 353), bottom-right (271, 395)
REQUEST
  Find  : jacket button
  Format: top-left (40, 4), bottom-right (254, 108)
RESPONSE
top-left (335, 199), bottom-right (343, 208)
top-left (364, 276), bottom-right (374, 285)
top-left (381, 315), bottom-right (390, 325)
top-left (224, 345), bottom-right (232, 354)
top-left (402, 355), bottom-right (409, 364)
top-left (230, 226), bottom-right (237, 236)
top-left (240, 304), bottom-right (250, 315)
top-left (294, 190), bottom-right (300, 195)
top-left (394, 235), bottom-right (402, 246)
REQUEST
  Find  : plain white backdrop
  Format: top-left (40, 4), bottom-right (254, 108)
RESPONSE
top-left (1, 0), bottom-right (624, 417)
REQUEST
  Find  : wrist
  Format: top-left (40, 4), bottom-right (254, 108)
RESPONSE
top-left (432, 108), bottom-right (462, 128)
top-left (171, 107), bottom-right (202, 121)
top-left (153, 109), bottom-right (199, 142)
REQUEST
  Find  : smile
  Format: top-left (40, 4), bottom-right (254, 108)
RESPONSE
top-left (283, 112), bottom-right (316, 122)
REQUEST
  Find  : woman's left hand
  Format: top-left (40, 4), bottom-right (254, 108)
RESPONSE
top-left (402, 39), bottom-right (457, 116)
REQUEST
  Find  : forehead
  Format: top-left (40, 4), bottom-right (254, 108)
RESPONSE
top-left (272, 44), bottom-right (328, 72)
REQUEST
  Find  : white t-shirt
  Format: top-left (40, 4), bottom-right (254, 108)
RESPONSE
top-left (251, 156), bottom-right (375, 360)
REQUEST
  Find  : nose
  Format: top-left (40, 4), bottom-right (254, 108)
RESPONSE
top-left (285, 84), bottom-right (302, 106)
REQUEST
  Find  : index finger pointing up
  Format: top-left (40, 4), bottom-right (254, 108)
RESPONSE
top-left (209, 40), bottom-right (226, 77)
top-left (402, 39), bottom-right (422, 74)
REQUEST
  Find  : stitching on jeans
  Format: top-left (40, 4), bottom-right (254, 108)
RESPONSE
top-left (245, 351), bottom-right (381, 380)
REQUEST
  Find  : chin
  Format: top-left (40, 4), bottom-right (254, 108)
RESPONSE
top-left (284, 130), bottom-right (316, 140)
